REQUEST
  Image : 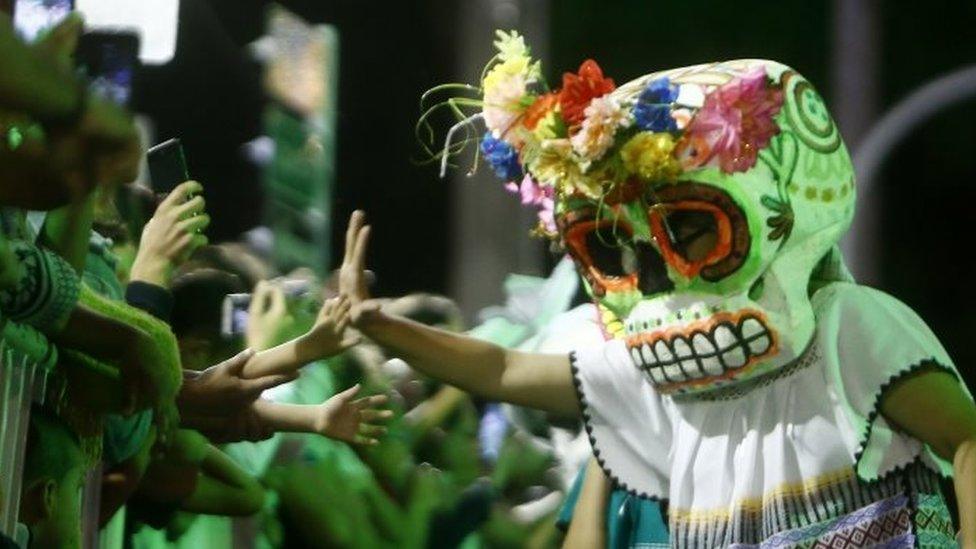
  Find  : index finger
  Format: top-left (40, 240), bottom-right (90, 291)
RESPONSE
top-left (352, 225), bottom-right (371, 271)
top-left (344, 211), bottom-right (365, 266)
top-left (159, 180), bottom-right (203, 210)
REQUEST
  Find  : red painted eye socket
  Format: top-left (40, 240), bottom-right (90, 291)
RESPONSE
top-left (564, 220), bottom-right (638, 294)
top-left (649, 200), bottom-right (733, 279)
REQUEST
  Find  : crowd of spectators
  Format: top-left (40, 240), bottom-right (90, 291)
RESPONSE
top-left (0, 10), bottom-right (578, 548)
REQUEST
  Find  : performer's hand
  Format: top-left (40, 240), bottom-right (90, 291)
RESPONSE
top-left (314, 384), bottom-right (392, 445)
top-left (338, 210), bottom-right (372, 305)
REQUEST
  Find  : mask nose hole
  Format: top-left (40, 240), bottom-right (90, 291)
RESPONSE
top-left (635, 241), bottom-right (674, 295)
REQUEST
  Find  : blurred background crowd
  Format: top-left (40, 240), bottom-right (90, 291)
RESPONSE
top-left (0, 0), bottom-right (974, 548)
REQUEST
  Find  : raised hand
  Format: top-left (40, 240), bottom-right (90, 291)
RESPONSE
top-left (339, 210), bottom-right (372, 305)
top-left (338, 210), bottom-right (384, 326)
top-left (315, 384), bottom-right (393, 445)
top-left (306, 294), bottom-right (360, 353)
top-left (129, 181), bottom-right (210, 288)
top-left (245, 281), bottom-right (293, 352)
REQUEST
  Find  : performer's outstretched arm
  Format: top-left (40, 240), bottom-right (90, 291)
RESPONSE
top-left (880, 369), bottom-right (976, 543)
top-left (355, 303), bottom-right (578, 415)
top-left (341, 211), bottom-right (580, 417)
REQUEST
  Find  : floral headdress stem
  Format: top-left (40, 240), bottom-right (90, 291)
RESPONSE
top-left (440, 113), bottom-right (484, 178)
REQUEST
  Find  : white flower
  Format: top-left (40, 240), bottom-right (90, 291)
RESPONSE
top-left (483, 72), bottom-right (527, 135)
top-left (571, 95), bottom-right (632, 163)
top-left (494, 30), bottom-right (529, 62)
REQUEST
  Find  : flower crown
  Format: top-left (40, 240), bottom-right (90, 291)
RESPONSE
top-left (419, 30), bottom-right (785, 239)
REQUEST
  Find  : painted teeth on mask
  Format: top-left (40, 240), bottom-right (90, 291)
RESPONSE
top-left (627, 314), bottom-right (774, 385)
top-left (671, 337), bottom-right (697, 378)
top-left (740, 317), bottom-right (772, 356)
top-left (692, 332), bottom-right (722, 375)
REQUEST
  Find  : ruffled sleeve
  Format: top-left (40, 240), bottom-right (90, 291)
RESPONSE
top-left (813, 282), bottom-right (970, 480)
top-left (571, 339), bottom-right (672, 500)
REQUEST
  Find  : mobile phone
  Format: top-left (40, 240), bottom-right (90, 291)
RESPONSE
top-left (220, 279), bottom-right (313, 337)
top-left (12, 0), bottom-right (74, 43)
top-left (147, 138), bottom-right (189, 194)
top-left (76, 31), bottom-right (140, 107)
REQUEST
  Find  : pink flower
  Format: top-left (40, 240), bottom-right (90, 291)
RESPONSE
top-left (505, 174), bottom-right (552, 206)
top-left (537, 196), bottom-right (556, 233)
top-left (505, 175), bottom-right (556, 233)
top-left (680, 68), bottom-right (784, 173)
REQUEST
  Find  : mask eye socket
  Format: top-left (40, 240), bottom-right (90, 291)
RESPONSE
top-left (564, 219), bottom-right (638, 294)
top-left (650, 201), bottom-right (733, 279)
top-left (583, 224), bottom-right (633, 277)
top-left (667, 209), bottom-right (720, 262)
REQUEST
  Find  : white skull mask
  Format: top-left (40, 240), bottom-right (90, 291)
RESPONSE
top-left (558, 61), bottom-right (856, 395)
top-left (426, 35), bottom-right (856, 395)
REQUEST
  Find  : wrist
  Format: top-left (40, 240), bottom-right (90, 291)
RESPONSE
top-left (129, 257), bottom-right (173, 288)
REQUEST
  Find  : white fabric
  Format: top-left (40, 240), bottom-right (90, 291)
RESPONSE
top-left (573, 282), bottom-right (964, 510)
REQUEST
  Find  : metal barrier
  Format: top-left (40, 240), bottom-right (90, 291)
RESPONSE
top-left (0, 321), bottom-right (56, 542)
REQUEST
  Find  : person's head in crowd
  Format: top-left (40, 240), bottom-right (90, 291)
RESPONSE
top-left (171, 268), bottom-right (246, 370)
top-left (180, 244), bottom-right (275, 290)
top-left (19, 409), bottom-right (86, 549)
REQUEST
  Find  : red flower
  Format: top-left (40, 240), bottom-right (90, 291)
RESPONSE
top-left (523, 92), bottom-right (559, 130)
top-left (558, 60), bottom-right (615, 127)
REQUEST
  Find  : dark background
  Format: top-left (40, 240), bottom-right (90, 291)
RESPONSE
top-left (133, 0), bottom-right (976, 385)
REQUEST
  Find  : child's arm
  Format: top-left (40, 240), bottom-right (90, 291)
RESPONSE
top-left (239, 294), bottom-right (359, 379)
top-left (880, 368), bottom-right (976, 542)
top-left (138, 429), bottom-right (265, 517)
top-left (250, 384), bottom-right (392, 445)
top-left (182, 441), bottom-right (266, 516)
top-left (340, 211), bottom-right (580, 417)
top-left (563, 458), bottom-right (610, 549)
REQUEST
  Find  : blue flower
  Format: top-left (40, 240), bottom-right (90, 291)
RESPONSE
top-left (480, 132), bottom-right (523, 181)
top-left (633, 77), bottom-right (678, 133)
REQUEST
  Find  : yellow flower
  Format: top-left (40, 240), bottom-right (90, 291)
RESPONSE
top-left (484, 56), bottom-right (531, 93)
top-left (620, 132), bottom-right (681, 183)
top-left (529, 139), bottom-right (601, 199)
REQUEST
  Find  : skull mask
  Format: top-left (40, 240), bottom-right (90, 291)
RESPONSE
top-left (430, 33), bottom-right (855, 396)
top-left (558, 61), bottom-right (855, 395)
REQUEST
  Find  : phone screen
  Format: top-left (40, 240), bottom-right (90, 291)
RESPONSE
top-left (76, 31), bottom-right (139, 107)
top-left (147, 138), bottom-right (189, 194)
top-left (221, 293), bottom-right (252, 338)
top-left (13, 0), bottom-right (73, 43)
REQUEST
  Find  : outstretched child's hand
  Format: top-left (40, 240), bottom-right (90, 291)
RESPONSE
top-left (315, 384), bottom-right (392, 445)
top-left (296, 295), bottom-right (361, 362)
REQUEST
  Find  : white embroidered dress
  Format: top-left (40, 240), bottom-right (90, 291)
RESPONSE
top-left (572, 283), bottom-right (964, 547)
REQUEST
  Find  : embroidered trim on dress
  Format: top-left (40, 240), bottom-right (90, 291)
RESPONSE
top-left (569, 350), bottom-right (668, 503)
top-left (853, 358), bottom-right (958, 482)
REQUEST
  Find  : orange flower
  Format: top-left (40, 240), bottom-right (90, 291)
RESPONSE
top-left (558, 60), bottom-right (616, 127)
top-left (523, 92), bottom-right (559, 130)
